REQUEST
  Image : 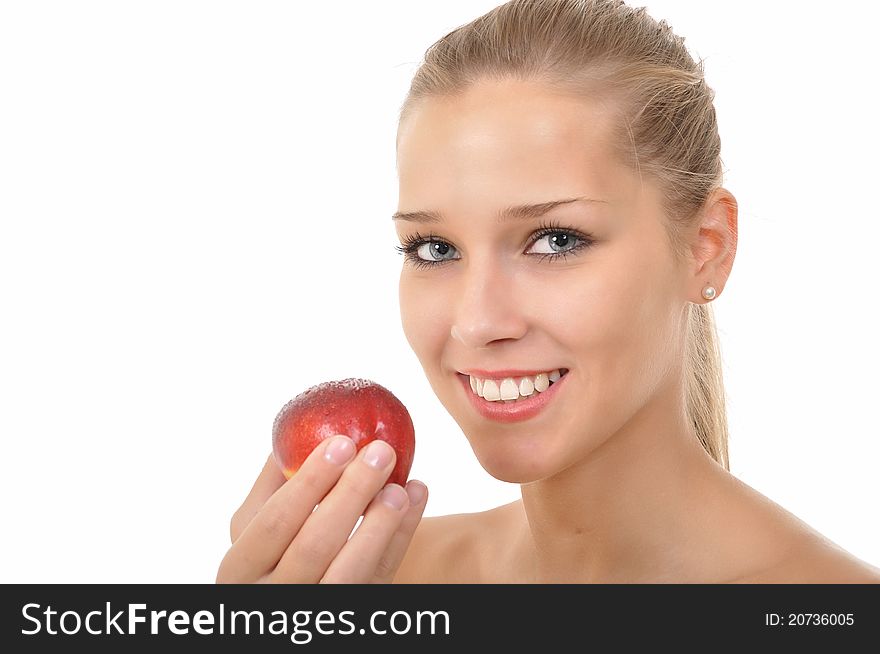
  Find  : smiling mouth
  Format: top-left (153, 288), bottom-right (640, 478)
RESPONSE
top-left (459, 368), bottom-right (569, 402)
top-left (455, 369), bottom-right (569, 422)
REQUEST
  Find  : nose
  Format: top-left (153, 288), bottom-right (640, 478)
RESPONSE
top-left (449, 260), bottom-right (528, 349)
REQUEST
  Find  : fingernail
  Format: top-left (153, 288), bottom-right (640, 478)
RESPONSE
top-left (324, 436), bottom-right (355, 465)
top-left (379, 484), bottom-right (408, 510)
top-left (363, 440), bottom-right (393, 469)
top-left (406, 480), bottom-right (427, 505)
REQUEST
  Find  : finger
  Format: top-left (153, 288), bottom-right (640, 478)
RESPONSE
top-left (230, 452), bottom-right (287, 543)
top-left (319, 481), bottom-right (425, 584)
top-left (270, 439), bottom-right (397, 583)
top-left (370, 480), bottom-right (429, 583)
top-left (219, 435), bottom-right (357, 582)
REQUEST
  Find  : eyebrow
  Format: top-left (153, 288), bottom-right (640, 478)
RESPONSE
top-left (391, 196), bottom-right (609, 223)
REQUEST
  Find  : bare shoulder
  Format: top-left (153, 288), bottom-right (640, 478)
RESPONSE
top-left (724, 494), bottom-right (880, 583)
top-left (737, 537), bottom-right (880, 584)
top-left (697, 468), bottom-right (880, 584)
top-left (392, 501), bottom-right (518, 584)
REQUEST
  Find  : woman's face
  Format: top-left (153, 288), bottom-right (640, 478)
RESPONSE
top-left (395, 79), bottom-right (691, 483)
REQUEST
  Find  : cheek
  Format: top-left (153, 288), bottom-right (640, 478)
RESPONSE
top-left (546, 247), bottom-right (678, 388)
top-left (601, 267), bottom-right (680, 412)
top-left (526, 262), bottom-right (644, 351)
top-left (398, 272), bottom-right (449, 360)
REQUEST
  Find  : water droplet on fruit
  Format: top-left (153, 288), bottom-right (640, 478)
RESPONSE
top-left (319, 378), bottom-right (375, 393)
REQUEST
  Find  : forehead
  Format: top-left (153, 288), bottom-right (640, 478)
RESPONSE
top-left (396, 79), bottom-right (632, 207)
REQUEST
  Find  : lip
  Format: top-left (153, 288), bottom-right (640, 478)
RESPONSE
top-left (456, 370), bottom-right (569, 423)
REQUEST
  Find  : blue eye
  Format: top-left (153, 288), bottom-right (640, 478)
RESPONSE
top-left (394, 220), bottom-right (595, 270)
top-left (525, 229), bottom-right (586, 262)
top-left (403, 238), bottom-right (460, 268)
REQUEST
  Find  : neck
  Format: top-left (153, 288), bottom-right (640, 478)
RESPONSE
top-left (515, 377), bottom-right (726, 583)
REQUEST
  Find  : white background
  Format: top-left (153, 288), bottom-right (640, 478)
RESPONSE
top-left (1, 1), bottom-right (877, 583)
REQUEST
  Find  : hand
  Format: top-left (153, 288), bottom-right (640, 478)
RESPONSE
top-left (216, 435), bottom-right (428, 584)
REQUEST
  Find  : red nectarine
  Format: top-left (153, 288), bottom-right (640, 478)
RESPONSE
top-left (272, 378), bottom-right (415, 488)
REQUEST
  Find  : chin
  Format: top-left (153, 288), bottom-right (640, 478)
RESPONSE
top-left (482, 464), bottom-right (546, 485)
top-left (461, 427), bottom-right (565, 484)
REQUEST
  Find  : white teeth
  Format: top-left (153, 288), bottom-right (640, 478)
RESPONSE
top-left (534, 373), bottom-right (549, 392)
top-left (499, 378), bottom-right (519, 400)
top-left (481, 379), bottom-right (500, 401)
top-left (468, 369), bottom-right (565, 402)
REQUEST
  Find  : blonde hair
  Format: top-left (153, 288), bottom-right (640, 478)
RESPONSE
top-left (397, 0), bottom-right (730, 469)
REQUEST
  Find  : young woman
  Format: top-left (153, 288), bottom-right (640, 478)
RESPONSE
top-left (217, 0), bottom-right (880, 584)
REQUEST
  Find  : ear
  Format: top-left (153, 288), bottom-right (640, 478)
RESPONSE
top-left (688, 187), bottom-right (738, 302)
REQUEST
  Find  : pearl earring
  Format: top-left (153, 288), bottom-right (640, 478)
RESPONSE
top-left (702, 285), bottom-right (717, 301)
